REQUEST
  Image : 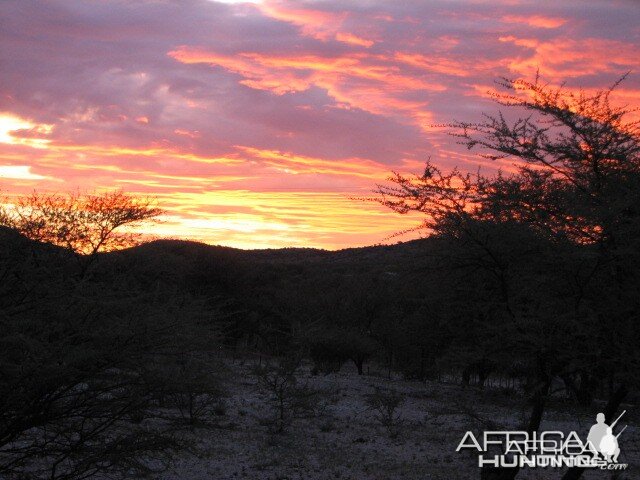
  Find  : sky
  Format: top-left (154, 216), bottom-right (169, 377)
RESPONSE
top-left (1, 0), bottom-right (639, 250)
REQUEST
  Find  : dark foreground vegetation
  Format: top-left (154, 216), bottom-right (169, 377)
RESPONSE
top-left (1, 77), bottom-right (639, 480)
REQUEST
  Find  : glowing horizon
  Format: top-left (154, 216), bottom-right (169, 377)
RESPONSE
top-left (1, 0), bottom-right (639, 250)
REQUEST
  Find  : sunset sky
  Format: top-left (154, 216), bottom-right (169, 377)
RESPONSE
top-left (1, 0), bottom-right (639, 249)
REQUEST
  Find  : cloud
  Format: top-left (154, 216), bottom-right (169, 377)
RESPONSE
top-left (0, 165), bottom-right (48, 180)
top-left (0, 0), bottom-right (639, 248)
top-left (335, 33), bottom-right (374, 48)
top-left (255, 1), bottom-right (347, 41)
top-left (501, 14), bottom-right (567, 29)
top-left (0, 113), bottom-right (52, 148)
top-left (498, 35), bottom-right (640, 79)
top-left (168, 46), bottom-right (445, 132)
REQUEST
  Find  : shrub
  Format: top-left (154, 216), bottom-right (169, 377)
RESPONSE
top-left (253, 355), bottom-right (321, 433)
top-left (366, 388), bottom-right (405, 438)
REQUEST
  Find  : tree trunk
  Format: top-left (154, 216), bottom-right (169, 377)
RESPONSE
top-left (561, 372), bottom-right (595, 407)
top-left (478, 368), bottom-right (488, 390)
top-left (480, 376), bottom-right (551, 480)
top-left (575, 373), bottom-right (595, 407)
top-left (462, 366), bottom-right (471, 387)
top-left (353, 356), bottom-right (365, 376)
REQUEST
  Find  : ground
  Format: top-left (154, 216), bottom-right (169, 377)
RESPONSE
top-left (160, 360), bottom-right (640, 480)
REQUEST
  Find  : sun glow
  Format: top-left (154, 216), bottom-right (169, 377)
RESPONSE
top-left (0, 114), bottom-right (52, 148)
top-left (0, 165), bottom-right (47, 180)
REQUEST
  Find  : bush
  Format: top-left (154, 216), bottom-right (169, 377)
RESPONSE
top-left (253, 355), bottom-right (321, 433)
top-left (366, 388), bottom-right (405, 438)
top-left (151, 353), bottom-right (223, 425)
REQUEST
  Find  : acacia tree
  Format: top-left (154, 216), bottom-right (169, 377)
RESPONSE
top-left (0, 190), bottom-right (162, 255)
top-left (376, 76), bottom-right (640, 480)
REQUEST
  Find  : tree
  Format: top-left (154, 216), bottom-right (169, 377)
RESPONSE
top-left (0, 190), bottom-right (162, 255)
top-left (376, 76), bottom-right (640, 480)
top-left (253, 354), bottom-right (320, 434)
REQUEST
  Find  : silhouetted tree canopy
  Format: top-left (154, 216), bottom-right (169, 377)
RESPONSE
top-left (376, 76), bottom-right (640, 480)
top-left (0, 190), bottom-right (162, 255)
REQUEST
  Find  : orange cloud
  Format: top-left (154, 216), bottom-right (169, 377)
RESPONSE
top-left (394, 52), bottom-right (471, 77)
top-left (0, 134), bottom-right (422, 249)
top-left (502, 14), bottom-right (567, 29)
top-left (499, 36), bottom-right (640, 79)
top-left (254, 1), bottom-right (380, 51)
top-left (335, 32), bottom-right (374, 48)
top-left (0, 113), bottom-right (53, 148)
top-left (174, 129), bottom-right (201, 139)
top-left (237, 146), bottom-right (388, 179)
top-left (169, 47), bottom-right (443, 130)
top-left (256, 2), bottom-right (347, 41)
top-left (53, 144), bottom-right (243, 165)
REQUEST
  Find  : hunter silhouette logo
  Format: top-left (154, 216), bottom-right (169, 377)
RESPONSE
top-left (456, 411), bottom-right (630, 471)
top-left (588, 410), bottom-right (627, 463)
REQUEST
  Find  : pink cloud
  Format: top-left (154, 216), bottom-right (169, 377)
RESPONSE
top-left (502, 14), bottom-right (567, 29)
top-left (0, 0), bottom-right (638, 248)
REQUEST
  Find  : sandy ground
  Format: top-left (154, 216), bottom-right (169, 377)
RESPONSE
top-left (159, 360), bottom-right (640, 480)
